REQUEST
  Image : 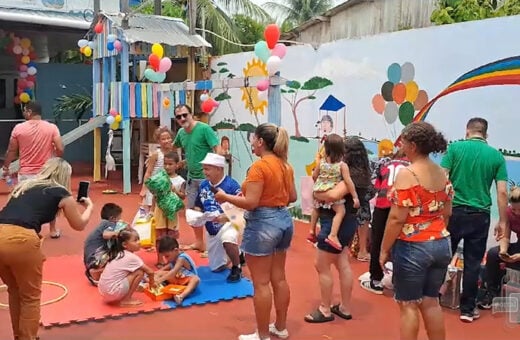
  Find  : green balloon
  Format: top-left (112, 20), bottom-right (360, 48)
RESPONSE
top-left (398, 101), bottom-right (415, 125)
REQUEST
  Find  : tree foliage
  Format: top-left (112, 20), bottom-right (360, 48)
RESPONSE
top-left (431, 0), bottom-right (520, 25)
top-left (264, 0), bottom-right (333, 29)
top-left (233, 14), bottom-right (266, 51)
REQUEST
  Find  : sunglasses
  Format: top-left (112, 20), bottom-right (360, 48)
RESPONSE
top-left (175, 113), bottom-right (188, 120)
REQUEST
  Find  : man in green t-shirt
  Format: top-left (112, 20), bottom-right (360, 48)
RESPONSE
top-left (441, 117), bottom-right (508, 323)
top-left (174, 104), bottom-right (220, 254)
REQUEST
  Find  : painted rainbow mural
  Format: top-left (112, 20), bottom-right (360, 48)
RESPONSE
top-left (395, 55), bottom-right (520, 144)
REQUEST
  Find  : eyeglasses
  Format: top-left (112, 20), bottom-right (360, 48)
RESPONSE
top-left (175, 113), bottom-right (188, 120)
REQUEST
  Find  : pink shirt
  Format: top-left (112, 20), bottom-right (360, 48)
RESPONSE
top-left (98, 251), bottom-right (144, 296)
top-left (11, 120), bottom-right (60, 175)
top-left (508, 206), bottom-right (520, 236)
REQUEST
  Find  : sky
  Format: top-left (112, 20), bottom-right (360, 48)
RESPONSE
top-left (252, 0), bottom-right (344, 6)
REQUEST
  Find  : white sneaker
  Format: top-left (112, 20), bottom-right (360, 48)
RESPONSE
top-left (238, 332), bottom-right (271, 340)
top-left (269, 323), bottom-right (289, 339)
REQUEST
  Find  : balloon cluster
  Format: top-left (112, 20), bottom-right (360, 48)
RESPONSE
top-left (0, 30), bottom-right (39, 104)
top-left (372, 62), bottom-right (429, 126)
top-left (144, 43), bottom-right (172, 83)
top-left (254, 24), bottom-right (287, 100)
top-left (77, 39), bottom-right (94, 57)
top-left (106, 108), bottom-right (122, 130)
top-left (199, 91), bottom-right (219, 114)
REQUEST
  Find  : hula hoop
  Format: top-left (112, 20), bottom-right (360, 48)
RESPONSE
top-left (0, 281), bottom-right (68, 309)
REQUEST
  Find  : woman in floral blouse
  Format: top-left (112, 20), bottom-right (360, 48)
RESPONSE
top-left (380, 122), bottom-right (453, 340)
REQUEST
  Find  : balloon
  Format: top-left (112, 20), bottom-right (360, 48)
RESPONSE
top-left (264, 24), bottom-right (280, 49)
top-left (158, 57), bottom-right (172, 73)
top-left (381, 81), bottom-right (394, 102)
top-left (201, 100), bottom-right (214, 113)
top-left (210, 98), bottom-right (219, 108)
top-left (387, 63), bottom-right (401, 84)
top-left (398, 102), bottom-right (415, 126)
top-left (88, 41), bottom-right (95, 49)
top-left (254, 41), bottom-right (270, 63)
top-left (414, 90), bottom-right (429, 111)
top-left (405, 81), bottom-right (419, 102)
top-left (19, 93), bottom-right (30, 103)
top-left (257, 90), bottom-right (268, 101)
top-left (392, 83), bottom-right (407, 105)
top-left (20, 38), bottom-right (31, 49)
top-left (114, 40), bottom-right (122, 52)
top-left (22, 48), bottom-right (29, 56)
top-left (14, 96), bottom-right (21, 105)
top-left (151, 43), bottom-right (164, 58)
top-left (94, 23), bottom-right (103, 34)
top-left (107, 42), bottom-right (114, 51)
top-left (371, 94), bottom-right (386, 114)
top-left (271, 43), bottom-right (287, 59)
top-left (110, 122), bottom-right (119, 130)
top-left (19, 72), bottom-right (28, 78)
top-left (401, 62), bottom-right (415, 83)
top-left (27, 67), bottom-right (37, 76)
top-left (148, 54), bottom-right (160, 71)
top-left (200, 93), bottom-right (209, 102)
top-left (77, 39), bottom-right (88, 48)
top-left (12, 45), bottom-right (22, 55)
top-left (384, 102), bottom-right (398, 124)
top-left (19, 65), bottom-right (28, 72)
top-left (106, 115), bottom-right (115, 125)
top-left (256, 79), bottom-right (269, 92)
top-left (21, 56), bottom-right (30, 64)
top-left (109, 108), bottom-right (118, 116)
top-left (163, 97), bottom-right (171, 108)
top-left (107, 34), bottom-right (117, 43)
top-left (17, 79), bottom-right (27, 89)
top-left (154, 72), bottom-right (166, 83)
top-left (83, 46), bottom-right (92, 57)
top-left (267, 56), bottom-right (281, 76)
top-left (115, 114), bottom-right (122, 123)
top-left (144, 68), bottom-right (155, 81)
top-left (25, 81), bottom-right (34, 88)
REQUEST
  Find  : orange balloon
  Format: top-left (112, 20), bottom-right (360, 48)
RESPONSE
top-left (392, 83), bottom-right (407, 104)
top-left (372, 94), bottom-right (386, 114)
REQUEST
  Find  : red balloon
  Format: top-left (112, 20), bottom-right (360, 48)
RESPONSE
top-left (148, 54), bottom-right (160, 71)
top-left (94, 23), bottom-right (103, 34)
top-left (264, 24), bottom-right (280, 49)
top-left (201, 100), bottom-right (214, 114)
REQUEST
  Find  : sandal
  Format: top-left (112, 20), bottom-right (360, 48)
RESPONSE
top-left (331, 304), bottom-right (352, 320)
top-left (357, 254), bottom-right (371, 262)
top-left (174, 294), bottom-right (184, 305)
top-left (304, 308), bottom-right (335, 323)
top-left (50, 230), bottom-right (61, 239)
top-left (325, 237), bottom-right (342, 251)
top-left (307, 233), bottom-right (318, 244)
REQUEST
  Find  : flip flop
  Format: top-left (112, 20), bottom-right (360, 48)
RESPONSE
top-left (304, 308), bottom-right (335, 323)
top-left (325, 237), bottom-right (342, 251)
top-left (50, 230), bottom-right (61, 239)
top-left (331, 304), bottom-right (352, 320)
top-left (174, 294), bottom-right (184, 305)
top-left (119, 299), bottom-right (143, 307)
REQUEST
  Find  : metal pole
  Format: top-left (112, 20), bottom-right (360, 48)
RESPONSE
top-left (154, 0), bottom-right (162, 15)
top-left (120, 0), bottom-right (130, 13)
top-left (188, 0), bottom-right (197, 34)
top-left (94, 0), bottom-right (100, 13)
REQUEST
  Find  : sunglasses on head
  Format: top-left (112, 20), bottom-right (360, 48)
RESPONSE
top-left (175, 113), bottom-right (188, 119)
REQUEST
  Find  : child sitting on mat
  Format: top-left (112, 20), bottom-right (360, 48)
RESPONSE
top-left (155, 236), bottom-right (200, 305)
top-left (83, 203), bottom-right (125, 285)
top-left (98, 229), bottom-right (156, 306)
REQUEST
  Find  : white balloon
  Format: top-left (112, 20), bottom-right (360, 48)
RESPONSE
top-left (266, 56), bottom-right (282, 76)
top-left (88, 41), bottom-right (95, 49)
top-left (107, 34), bottom-right (117, 43)
top-left (77, 39), bottom-right (88, 48)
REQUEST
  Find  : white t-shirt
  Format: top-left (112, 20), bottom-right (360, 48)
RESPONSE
top-left (170, 175), bottom-right (186, 192)
top-left (98, 250), bottom-right (144, 296)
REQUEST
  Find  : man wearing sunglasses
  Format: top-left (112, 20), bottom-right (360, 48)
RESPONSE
top-left (173, 104), bottom-right (221, 255)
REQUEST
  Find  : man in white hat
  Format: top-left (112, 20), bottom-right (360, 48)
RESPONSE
top-left (194, 153), bottom-right (244, 282)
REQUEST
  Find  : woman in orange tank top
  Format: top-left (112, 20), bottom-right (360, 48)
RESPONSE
top-left (380, 122), bottom-right (453, 340)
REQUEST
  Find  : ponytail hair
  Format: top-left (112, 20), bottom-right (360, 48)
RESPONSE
top-left (510, 186), bottom-right (520, 203)
top-left (255, 123), bottom-right (289, 162)
top-left (106, 229), bottom-right (137, 262)
top-left (401, 122), bottom-right (447, 155)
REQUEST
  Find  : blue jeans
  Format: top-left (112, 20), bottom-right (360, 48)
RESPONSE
top-left (392, 238), bottom-right (452, 302)
top-left (241, 207), bottom-right (293, 256)
top-left (317, 211), bottom-right (357, 254)
top-left (447, 205), bottom-right (490, 314)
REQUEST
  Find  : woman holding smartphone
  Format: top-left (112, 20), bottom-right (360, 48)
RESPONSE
top-left (0, 157), bottom-right (94, 340)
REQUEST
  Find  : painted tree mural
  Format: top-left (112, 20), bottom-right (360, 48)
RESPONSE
top-left (281, 76), bottom-right (333, 137)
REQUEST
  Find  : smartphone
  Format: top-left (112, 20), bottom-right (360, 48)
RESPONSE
top-left (77, 181), bottom-right (90, 202)
top-left (209, 186), bottom-right (218, 194)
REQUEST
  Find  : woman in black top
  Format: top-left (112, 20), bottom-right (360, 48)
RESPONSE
top-left (0, 158), bottom-right (93, 340)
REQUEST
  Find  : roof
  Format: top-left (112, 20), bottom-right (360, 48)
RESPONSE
top-left (320, 95), bottom-right (346, 111)
top-left (0, 6), bottom-right (92, 30)
top-left (281, 0), bottom-right (367, 39)
top-left (98, 13), bottom-right (211, 48)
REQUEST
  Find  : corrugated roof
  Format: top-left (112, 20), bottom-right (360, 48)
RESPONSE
top-left (0, 6), bottom-right (92, 30)
top-left (100, 13), bottom-right (211, 48)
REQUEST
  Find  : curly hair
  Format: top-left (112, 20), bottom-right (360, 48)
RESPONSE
top-left (401, 122), bottom-right (448, 155)
top-left (153, 125), bottom-right (174, 142)
top-left (344, 137), bottom-right (372, 188)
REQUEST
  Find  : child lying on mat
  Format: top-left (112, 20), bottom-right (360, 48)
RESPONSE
top-left (155, 236), bottom-right (200, 305)
top-left (83, 203), bottom-right (126, 285)
top-left (98, 229), bottom-right (156, 306)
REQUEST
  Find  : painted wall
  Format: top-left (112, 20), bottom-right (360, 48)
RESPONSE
top-left (209, 16), bottom-right (520, 224)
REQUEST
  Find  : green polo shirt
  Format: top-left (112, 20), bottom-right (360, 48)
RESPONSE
top-left (174, 122), bottom-right (219, 180)
top-left (441, 137), bottom-right (507, 212)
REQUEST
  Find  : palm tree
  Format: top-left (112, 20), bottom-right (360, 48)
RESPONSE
top-left (263, 0), bottom-right (334, 28)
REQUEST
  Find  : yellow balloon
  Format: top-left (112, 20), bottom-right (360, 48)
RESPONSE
top-left (115, 114), bottom-right (122, 123)
top-left (21, 56), bottom-right (30, 64)
top-left (151, 43), bottom-right (164, 58)
top-left (20, 38), bottom-right (31, 49)
top-left (110, 122), bottom-right (119, 130)
top-left (405, 81), bottom-right (419, 103)
top-left (19, 93), bottom-right (30, 103)
top-left (83, 46), bottom-right (92, 57)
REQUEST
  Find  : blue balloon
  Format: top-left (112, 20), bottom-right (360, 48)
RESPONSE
top-left (254, 41), bottom-right (270, 63)
top-left (107, 42), bottom-right (114, 51)
top-left (27, 62), bottom-right (36, 68)
top-left (387, 63), bottom-right (401, 84)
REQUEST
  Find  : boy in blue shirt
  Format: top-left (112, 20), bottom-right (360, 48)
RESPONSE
top-left (195, 153), bottom-right (243, 282)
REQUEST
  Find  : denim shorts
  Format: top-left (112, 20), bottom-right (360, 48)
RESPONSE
top-left (186, 178), bottom-right (203, 209)
top-left (241, 207), bottom-right (293, 256)
top-left (317, 211), bottom-right (357, 254)
top-left (392, 237), bottom-right (452, 302)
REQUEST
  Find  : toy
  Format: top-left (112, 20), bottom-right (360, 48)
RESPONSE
top-left (144, 283), bottom-right (186, 301)
top-left (145, 169), bottom-right (184, 220)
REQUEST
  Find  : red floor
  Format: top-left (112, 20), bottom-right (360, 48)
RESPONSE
top-left (0, 169), bottom-right (515, 339)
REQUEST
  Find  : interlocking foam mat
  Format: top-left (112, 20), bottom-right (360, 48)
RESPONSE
top-left (0, 251), bottom-right (253, 328)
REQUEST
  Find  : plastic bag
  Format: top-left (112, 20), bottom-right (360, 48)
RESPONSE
top-left (145, 169), bottom-right (184, 220)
